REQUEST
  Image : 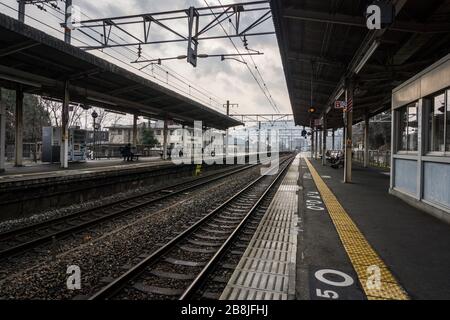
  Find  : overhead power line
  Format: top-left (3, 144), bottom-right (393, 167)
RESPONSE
top-left (202, 0), bottom-right (280, 114)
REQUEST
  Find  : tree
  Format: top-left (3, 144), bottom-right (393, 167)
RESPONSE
top-left (1, 89), bottom-right (51, 144)
top-left (141, 127), bottom-right (159, 147)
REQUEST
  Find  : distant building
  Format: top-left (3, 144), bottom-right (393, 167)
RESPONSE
top-left (106, 123), bottom-right (146, 144)
top-left (149, 120), bottom-right (223, 153)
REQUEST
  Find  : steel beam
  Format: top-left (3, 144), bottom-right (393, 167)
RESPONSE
top-left (282, 7), bottom-right (449, 34)
top-left (162, 117), bottom-right (168, 160)
top-left (60, 81), bottom-right (69, 168)
top-left (15, 86), bottom-right (24, 167)
top-left (364, 112), bottom-right (369, 168)
top-left (133, 114), bottom-right (138, 146)
top-left (0, 88), bottom-right (5, 172)
top-left (343, 85), bottom-right (353, 183)
top-left (0, 41), bottom-right (39, 58)
top-left (322, 117), bottom-right (327, 166)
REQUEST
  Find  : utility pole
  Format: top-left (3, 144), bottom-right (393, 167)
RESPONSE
top-left (18, 0), bottom-right (25, 22)
top-left (64, 0), bottom-right (72, 44)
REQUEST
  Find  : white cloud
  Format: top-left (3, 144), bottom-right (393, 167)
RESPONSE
top-left (1, 0), bottom-right (291, 119)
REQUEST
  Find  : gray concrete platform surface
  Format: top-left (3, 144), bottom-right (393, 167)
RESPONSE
top-left (303, 158), bottom-right (450, 300)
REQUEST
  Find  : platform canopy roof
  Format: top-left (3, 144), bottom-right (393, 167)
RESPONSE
top-left (271, 0), bottom-right (450, 128)
top-left (0, 13), bottom-right (242, 130)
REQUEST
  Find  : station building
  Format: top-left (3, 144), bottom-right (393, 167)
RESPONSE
top-left (390, 54), bottom-right (450, 222)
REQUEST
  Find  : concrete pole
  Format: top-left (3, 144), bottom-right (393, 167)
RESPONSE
top-left (64, 0), bottom-right (72, 44)
top-left (162, 117), bottom-right (168, 160)
top-left (257, 121), bottom-right (261, 155)
top-left (60, 81), bottom-right (69, 168)
top-left (344, 85), bottom-right (353, 183)
top-left (364, 113), bottom-right (370, 168)
top-left (181, 124), bottom-right (185, 158)
top-left (225, 100), bottom-right (230, 158)
top-left (332, 129), bottom-right (335, 150)
top-left (0, 88), bottom-right (5, 172)
top-left (322, 117), bottom-right (327, 166)
top-left (132, 114), bottom-right (138, 146)
top-left (18, 0), bottom-right (25, 22)
top-left (15, 86), bottom-right (24, 167)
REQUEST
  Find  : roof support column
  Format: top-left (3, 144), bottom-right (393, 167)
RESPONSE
top-left (364, 112), bottom-right (370, 168)
top-left (310, 127), bottom-right (314, 159)
top-left (132, 114), bottom-right (138, 146)
top-left (322, 117), bottom-right (327, 166)
top-left (332, 129), bottom-right (335, 150)
top-left (162, 117), bottom-right (168, 160)
top-left (60, 81), bottom-right (69, 168)
top-left (15, 85), bottom-right (23, 167)
top-left (344, 83), bottom-right (353, 183)
top-left (0, 88), bottom-right (6, 172)
top-left (319, 129), bottom-right (322, 160)
top-left (315, 127), bottom-right (319, 160)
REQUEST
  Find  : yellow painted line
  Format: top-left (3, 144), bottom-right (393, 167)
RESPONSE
top-left (304, 157), bottom-right (409, 300)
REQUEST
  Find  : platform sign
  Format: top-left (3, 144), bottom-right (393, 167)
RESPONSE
top-left (335, 100), bottom-right (347, 110)
top-left (309, 266), bottom-right (365, 300)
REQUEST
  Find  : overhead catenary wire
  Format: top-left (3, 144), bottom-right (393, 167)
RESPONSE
top-left (44, 1), bottom-right (226, 111)
top-left (203, 0), bottom-right (280, 114)
top-left (24, 0), bottom-right (227, 113)
top-left (215, 0), bottom-right (280, 113)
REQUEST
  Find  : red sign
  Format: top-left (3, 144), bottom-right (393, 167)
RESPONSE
top-left (335, 100), bottom-right (347, 109)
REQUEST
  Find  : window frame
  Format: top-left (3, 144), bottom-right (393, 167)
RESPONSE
top-left (395, 101), bottom-right (419, 155)
top-left (424, 89), bottom-right (449, 157)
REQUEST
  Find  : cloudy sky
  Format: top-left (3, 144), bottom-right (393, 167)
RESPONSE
top-left (1, 0), bottom-right (291, 123)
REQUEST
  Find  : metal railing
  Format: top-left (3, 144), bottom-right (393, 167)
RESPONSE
top-left (354, 150), bottom-right (391, 169)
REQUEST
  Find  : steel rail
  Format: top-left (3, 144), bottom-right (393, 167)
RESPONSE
top-left (88, 156), bottom-right (293, 300)
top-left (179, 156), bottom-right (292, 299)
top-left (0, 163), bottom-right (261, 260)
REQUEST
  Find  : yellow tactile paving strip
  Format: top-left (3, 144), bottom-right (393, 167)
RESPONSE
top-left (304, 157), bottom-right (409, 300)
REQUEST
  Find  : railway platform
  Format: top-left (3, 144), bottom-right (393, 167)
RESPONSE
top-left (0, 157), bottom-right (169, 185)
top-left (222, 154), bottom-right (450, 300)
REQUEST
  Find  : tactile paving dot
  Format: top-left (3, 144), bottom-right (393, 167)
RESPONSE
top-left (220, 155), bottom-right (300, 300)
top-left (304, 157), bottom-right (409, 300)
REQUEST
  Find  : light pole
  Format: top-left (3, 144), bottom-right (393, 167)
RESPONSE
top-left (91, 110), bottom-right (98, 160)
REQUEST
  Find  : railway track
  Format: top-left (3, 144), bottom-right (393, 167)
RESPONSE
top-left (88, 156), bottom-right (294, 300)
top-left (0, 162), bottom-right (265, 260)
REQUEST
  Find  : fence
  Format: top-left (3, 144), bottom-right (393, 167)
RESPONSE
top-left (88, 144), bottom-right (162, 159)
top-left (354, 150), bottom-right (391, 169)
top-left (5, 143), bottom-right (42, 162)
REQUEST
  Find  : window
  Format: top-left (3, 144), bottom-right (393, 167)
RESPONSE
top-left (426, 92), bottom-right (446, 152)
top-left (397, 102), bottom-right (418, 152)
top-left (117, 129), bottom-right (122, 135)
top-left (447, 90), bottom-right (450, 151)
top-left (156, 130), bottom-right (161, 136)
